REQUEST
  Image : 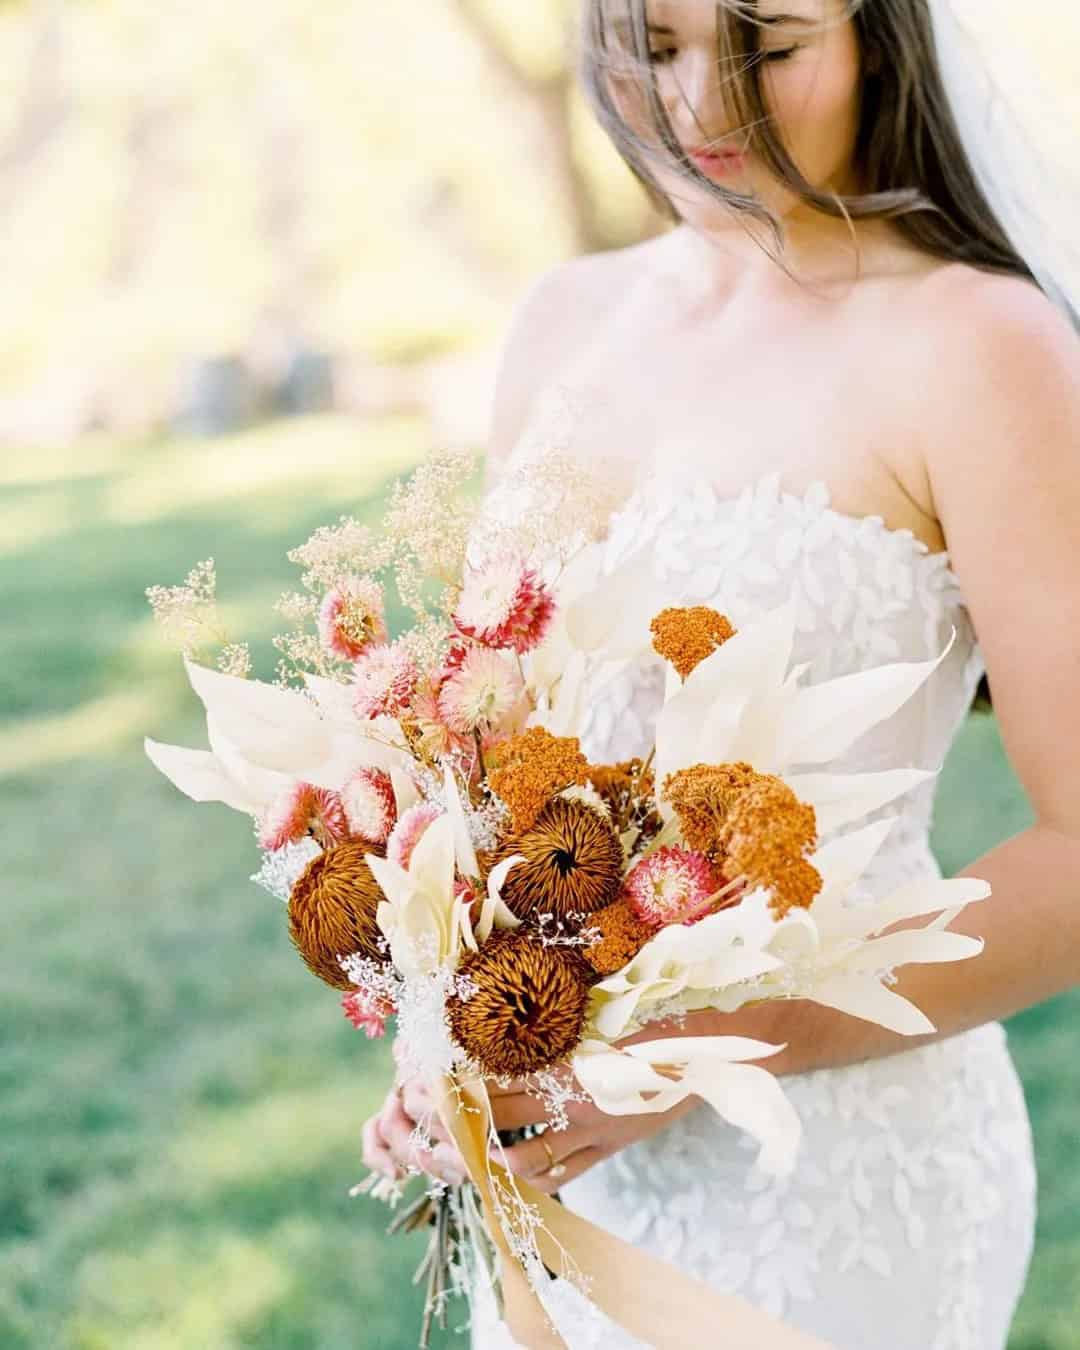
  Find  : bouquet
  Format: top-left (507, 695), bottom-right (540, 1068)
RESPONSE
top-left (146, 449), bottom-right (990, 1348)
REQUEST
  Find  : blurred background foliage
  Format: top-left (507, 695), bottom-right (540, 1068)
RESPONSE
top-left (1, 1), bottom-right (1077, 1347)
top-left (0, 0), bottom-right (658, 448)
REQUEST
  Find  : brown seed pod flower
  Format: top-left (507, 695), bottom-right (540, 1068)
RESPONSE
top-left (447, 930), bottom-right (592, 1078)
top-left (288, 841), bottom-right (387, 991)
top-left (486, 726), bottom-right (590, 834)
top-left (492, 796), bottom-right (624, 922)
top-left (587, 759), bottom-right (662, 837)
top-left (650, 607), bottom-right (736, 679)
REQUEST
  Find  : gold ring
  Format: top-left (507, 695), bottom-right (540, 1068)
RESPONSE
top-left (540, 1137), bottom-right (567, 1180)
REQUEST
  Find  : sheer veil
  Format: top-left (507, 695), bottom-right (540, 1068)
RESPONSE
top-left (929, 0), bottom-right (1080, 325)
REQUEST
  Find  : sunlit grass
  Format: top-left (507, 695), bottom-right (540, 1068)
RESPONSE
top-left (0, 687), bottom-right (162, 778)
top-left (104, 414), bottom-right (427, 527)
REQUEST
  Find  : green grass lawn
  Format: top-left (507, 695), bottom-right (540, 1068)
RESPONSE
top-left (2, 416), bottom-right (1076, 1348)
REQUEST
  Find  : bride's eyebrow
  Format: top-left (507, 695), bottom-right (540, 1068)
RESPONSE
top-left (759, 12), bottom-right (818, 25)
top-left (610, 20), bottom-right (675, 35)
top-left (616, 14), bottom-right (812, 36)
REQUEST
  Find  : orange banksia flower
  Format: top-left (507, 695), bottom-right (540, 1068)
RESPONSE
top-left (446, 931), bottom-right (592, 1077)
top-left (493, 796), bottom-right (624, 921)
top-left (487, 726), bottom-right (590, 834)
top-left (581, 897), bottom-right (656, 976)
top-left (650, 607), bottom-right (736, 679)
top-left (288, 841), bottom-right (388, 990)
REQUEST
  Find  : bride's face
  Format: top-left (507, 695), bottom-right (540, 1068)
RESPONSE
top-left (614, 0), bottom-right (863, 226)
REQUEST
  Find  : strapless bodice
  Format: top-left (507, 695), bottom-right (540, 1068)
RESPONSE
top-left (577, 467), bottom-right (984, 894)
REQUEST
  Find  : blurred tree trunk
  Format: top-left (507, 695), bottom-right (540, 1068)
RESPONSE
top-left (0, 0), bottom-right (72, 217)
top-left (448, 0), bottom-right (611, 254)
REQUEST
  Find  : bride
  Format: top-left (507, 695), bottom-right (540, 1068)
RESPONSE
top-left (363, 1), bottom-right (1080, 1345)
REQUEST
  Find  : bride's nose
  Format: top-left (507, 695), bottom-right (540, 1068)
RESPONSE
top-left (664, 50), bottom-right (737, 146)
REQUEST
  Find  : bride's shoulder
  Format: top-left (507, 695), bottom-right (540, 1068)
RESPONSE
top-left (895, 263), bottom-right (1078, 420)
top-left (487, 239), bottom-right (659, 466)
top-left (509, 237), bottom-right (656, 335)
top-left (899, 263), bottom-right (1079, 502)
top-left (903, 263), bottom-right (1076, 366)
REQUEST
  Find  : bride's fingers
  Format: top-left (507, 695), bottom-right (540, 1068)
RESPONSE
top-left (401, 1079), bottom-right (452, 1144)
top-left (380, 1091), bottom-right (464, 1184)
top-left (428, 1142), bottom-right (467, 1187)
top-left (498, 1129), bottom-right (605, 1194)
top-left (499, 1126), bottom-right (587, 1181)
top-left (361, 1113), bottom-right (398, 1180)
top-left (489, 1090), bottom-right (550, 1133)
top-left (527, 1146), bottom-right (605, 1195)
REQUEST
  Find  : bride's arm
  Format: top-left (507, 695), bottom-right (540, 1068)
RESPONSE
top-left (744, 272), bottom-right (1080, 1075)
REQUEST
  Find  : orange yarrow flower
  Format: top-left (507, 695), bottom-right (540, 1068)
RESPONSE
top-left (661, 761), bottom-right (759, 855)
top-left (581, 898), bottom-right (655, 976)
top-left (650, 607), bottom-right (736, 679)
top-left (722, 778), bottom-right (822, 919)
top-left (662, 763), bottom-right (822, 918)
top-left (486, 726), bottom-right (590, 834)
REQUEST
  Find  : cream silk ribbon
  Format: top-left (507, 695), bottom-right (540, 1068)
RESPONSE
top-left (436, 1075), bottom-right (836, 1350)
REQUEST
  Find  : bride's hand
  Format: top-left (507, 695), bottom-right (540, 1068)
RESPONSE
top-left (487, 1005), bottom-right (792, 1193)
top-left (488, 1064), bottom-right (700, 1196)
top-left (361, 1069), bottom-right (468, 1187)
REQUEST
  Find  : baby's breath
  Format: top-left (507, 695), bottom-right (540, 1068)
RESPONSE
top-left (275, 590), bottom-right (319, 623)
top-left (217, 643), bottom-right (252, 679)
top-left (272, 629), bottom-right (337, 688)
top-left (146, 559), bottom-right (227, 657)
top-left (481, 452), bottom-right (623, 569)
top-left (287, 515), bottom-right (395, 591)
top-left (385, 449), bottom-right (479, 586)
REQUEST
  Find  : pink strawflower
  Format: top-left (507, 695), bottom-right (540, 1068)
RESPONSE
top-left (411, 681), bottom-right (470, 760)
top-left (622, 846), bottom-right (720, 928)
top-left (341, 989), bottom-right (394, 1038)
top-left (341, 767), bottom-right (397, 845)
top-left (352, 641), bottom-right (418, 720)
top-left (259, 782), bottom-right (348, 851)
top-left (317, 576), bottom-right (387, 661)
top-left (453, 557), bottom-right (556, 654)
top-left (435, 641), bottom-right (469, 689)
top-left (437, 646), bottom-right (524, 736)
top-left (387, 801), bottom-right (444, 870)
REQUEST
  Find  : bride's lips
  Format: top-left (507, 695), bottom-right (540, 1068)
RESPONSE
top-left (688, 148), bottom-right (748, 177)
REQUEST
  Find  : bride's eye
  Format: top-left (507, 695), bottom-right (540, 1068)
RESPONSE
top-left (647, 46), bottom-right (677, 66)
top-left (762, 45), bottom-right (800, 63)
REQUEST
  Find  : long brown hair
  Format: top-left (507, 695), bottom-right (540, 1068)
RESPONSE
top-left (578, 0), bottom-right (1023, 711)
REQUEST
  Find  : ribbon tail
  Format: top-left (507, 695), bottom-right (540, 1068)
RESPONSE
top-left (434, 1076), bottom-right (566, 1350)
top-left (434, 1073), bottom-right (837, 1350)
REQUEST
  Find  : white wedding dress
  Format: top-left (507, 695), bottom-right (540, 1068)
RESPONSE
top-left (469, 388), bottom-right (1037, 1350)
